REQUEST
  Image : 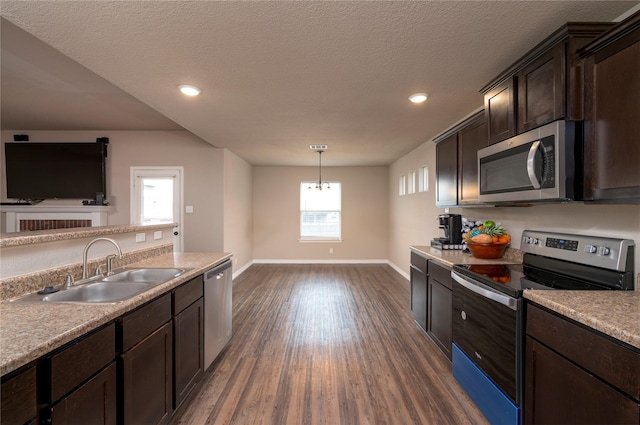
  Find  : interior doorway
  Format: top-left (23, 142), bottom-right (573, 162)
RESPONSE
top-left (130, 167), bottom-right (184, 252)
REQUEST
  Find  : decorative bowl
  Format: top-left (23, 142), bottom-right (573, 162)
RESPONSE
top-left (466, 241), bottom-right (509, 259)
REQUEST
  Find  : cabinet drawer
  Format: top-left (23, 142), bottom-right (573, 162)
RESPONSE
top-left (121, 293), bottom-right (171, 352)
top-left (173, 275), bottom-right (203, 315)
top-left (527, 303), bottom-right (640, 400)
top-left (410, 251), bottom-right (428, 274)
top-left (51, 362), bottom-right (116, 425)
top-left (1, 365), bottom-right (36, 425)
top-left (50, 323), bottom-right (115, 402)
top-left (429, 261), bottom-right (452, 289)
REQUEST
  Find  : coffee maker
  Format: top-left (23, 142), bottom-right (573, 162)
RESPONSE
top-left (431, 214), bottom-right (463, 249)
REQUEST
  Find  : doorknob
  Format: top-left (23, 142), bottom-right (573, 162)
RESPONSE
top-left (173, 231), bottom-right (179, 236)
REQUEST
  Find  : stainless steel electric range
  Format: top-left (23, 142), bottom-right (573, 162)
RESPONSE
top-left (450, 230), bottom-right (635, 425)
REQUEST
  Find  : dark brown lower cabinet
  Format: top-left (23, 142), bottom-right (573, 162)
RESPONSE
top-left (1, 365), bottom-right (37, 425)
top-left (410, 251), bottom-right (428, 331)
top-left (121, 321), bottom-right (173, 425)
top-left (51, 362), bottom-right (117, 425)
top-left (46, 323), bottom-right (116, 425)
top-left (173, 298), bottom-right (204, 408)
top-left (525, 303), bottom-right (640, 425)
top-left (427, 261), bottom-right (452, 360)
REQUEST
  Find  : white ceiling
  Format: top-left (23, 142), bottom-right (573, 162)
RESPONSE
top-left (1, 1), bottom-right (638, 166)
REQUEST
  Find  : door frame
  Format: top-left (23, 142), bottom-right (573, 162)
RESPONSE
top-left (130, 166), bottom-right (184, 252)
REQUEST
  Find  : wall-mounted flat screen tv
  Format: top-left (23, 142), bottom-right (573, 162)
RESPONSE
top-left (4, 142), bottom-right (107, 200)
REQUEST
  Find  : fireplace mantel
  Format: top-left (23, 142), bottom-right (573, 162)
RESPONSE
top-left (2, 205), bottom-right (113, 233)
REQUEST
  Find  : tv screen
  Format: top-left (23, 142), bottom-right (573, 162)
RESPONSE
top-left (4, 142), bottom-right (107, 200)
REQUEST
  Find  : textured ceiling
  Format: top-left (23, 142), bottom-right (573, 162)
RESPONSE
top-left (1, 1), bottom-right (638, 166)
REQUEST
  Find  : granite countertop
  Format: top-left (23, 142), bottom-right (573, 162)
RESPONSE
top-left (0, 223), bottom-right (177, 248)
top-left (0, 252), bottom-right (231, 376)
top-left (524, 290), bottom-right (640, 350)
top-left (410, 245), bottom-right (522, 267)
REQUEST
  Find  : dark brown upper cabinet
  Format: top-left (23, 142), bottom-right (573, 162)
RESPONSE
top-left (457, 113), bottom-right (488, 204)
top-left (481, 23), bottom-right (614, 144)
top-left (435, 133), bottom-right (458, 207)
top-left (484, 77), bottom-right (516, 145)
top-left (579, 11), bottom-right (640, 204)
top-left (434, 110), bottom-right (487, 207)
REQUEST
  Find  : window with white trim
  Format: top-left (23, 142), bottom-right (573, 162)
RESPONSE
top-left (419, 165), bottom-right (429, 192)
top-left (399, 174), bottom-right (406, 196)
top-left (408, 170), bottom-right (416, 194)
top-left (300, 182), bottom-right (341, 240)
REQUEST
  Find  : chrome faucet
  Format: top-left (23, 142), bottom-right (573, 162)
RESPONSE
top-left (82, 237), bottom-right (124, 279)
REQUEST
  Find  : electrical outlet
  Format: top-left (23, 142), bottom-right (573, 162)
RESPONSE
top-left (135, 233), bottom-right (146, 243)
top-left (186, 205), bottom-right (194, 213)
top-left (154, 231), bottom-right (162, 240)
top-left (329, 248), bottom-right (333, 254)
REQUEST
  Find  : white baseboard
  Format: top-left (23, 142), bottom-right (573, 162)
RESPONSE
top-left (232, 260), bottom-right (254, 280)
top-left (387, 260), bottom-right (410, 280)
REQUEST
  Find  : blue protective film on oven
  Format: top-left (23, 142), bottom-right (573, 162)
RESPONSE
top-left (452, 343), bottom-right (520, 425)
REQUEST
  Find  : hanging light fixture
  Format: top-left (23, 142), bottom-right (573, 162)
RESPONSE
top-left (309, 147), bottom-right (330, 190)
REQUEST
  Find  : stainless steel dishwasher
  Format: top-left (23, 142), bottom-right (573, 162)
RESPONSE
top-left (204, 259), bottom-right (232, 370)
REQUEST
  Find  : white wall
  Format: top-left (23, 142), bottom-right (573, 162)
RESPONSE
top-left (223, 149), bottom-right (253, 273)
top-left (388, 140), bottom-right (441, 272)
top-left (253, 166), bottom-right (388, 261)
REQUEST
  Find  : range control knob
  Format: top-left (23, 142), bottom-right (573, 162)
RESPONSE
top-left (598, 246), bottom-right (611, 256)
top-left (585, 244), bottom-right (597, 254)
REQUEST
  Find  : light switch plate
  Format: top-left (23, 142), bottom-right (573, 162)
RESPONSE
top-left (186, 205), bottom-right (194, 213)
top-left (135, 233), bottom-right (146, 243)
top-left (154, 231), bottom-right (163, 240)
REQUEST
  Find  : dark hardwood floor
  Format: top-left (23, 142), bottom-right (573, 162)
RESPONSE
top-left (172, 264), bottom-right (488, 425)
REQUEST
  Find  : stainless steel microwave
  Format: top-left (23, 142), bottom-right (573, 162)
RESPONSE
top-left (478, 120), bottom-right (582, 204)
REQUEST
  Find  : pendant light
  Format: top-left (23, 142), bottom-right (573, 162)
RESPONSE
top-left (309, 148), bottom-right (330, 191)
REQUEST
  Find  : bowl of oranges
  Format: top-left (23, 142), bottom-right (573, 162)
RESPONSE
top-left (464, 221), bottom-right (511, 259)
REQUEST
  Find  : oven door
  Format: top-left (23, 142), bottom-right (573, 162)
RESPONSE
top-left (451, 271), bottom-right (523, 404)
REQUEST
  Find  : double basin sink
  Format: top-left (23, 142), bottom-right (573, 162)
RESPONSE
top-left (12, 268), bottom-right (188, 304)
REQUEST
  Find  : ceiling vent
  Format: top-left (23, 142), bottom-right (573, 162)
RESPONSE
top-left (309, 144), bottom-right (328, 150)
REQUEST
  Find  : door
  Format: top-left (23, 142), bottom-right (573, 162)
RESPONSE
top-left (131, 167), bottom-right (183, 252)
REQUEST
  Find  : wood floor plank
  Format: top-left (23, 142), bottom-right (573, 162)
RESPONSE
top-left (172, 264), bottom-right (488, 425)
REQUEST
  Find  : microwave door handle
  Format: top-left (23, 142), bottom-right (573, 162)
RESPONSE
top-left (526, 141), bottom-right (542, 189)
top-left (451, 272), bottom-right (518, 310)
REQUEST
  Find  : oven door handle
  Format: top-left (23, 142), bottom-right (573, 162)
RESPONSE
top-left (451, 271), bottom-right (518, 310)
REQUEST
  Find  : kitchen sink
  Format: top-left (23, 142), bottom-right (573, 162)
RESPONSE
top-left (42, 281), bottom-right (151, 303)
top-left (10, 267), bottom-right (189, 304)
top-left (101, 268), bottom-right (185, 283)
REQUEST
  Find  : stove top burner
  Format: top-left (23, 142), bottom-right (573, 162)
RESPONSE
top-left (454, 264), bottom-right (529, 298)
top-left (453, 262), bottom-right (622, 298)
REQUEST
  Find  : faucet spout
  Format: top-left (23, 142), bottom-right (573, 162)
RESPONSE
top-left (82, 237), bottom-right (124, 279)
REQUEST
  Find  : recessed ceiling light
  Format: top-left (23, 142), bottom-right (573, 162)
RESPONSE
top-left (409, 93), bottom-right (428, 103)
top-left (179, 85), bottom-right (201, 96)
